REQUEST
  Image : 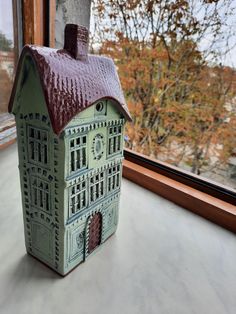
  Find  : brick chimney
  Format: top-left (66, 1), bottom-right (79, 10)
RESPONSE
top-left (64, 24), bottom-right (89, 61)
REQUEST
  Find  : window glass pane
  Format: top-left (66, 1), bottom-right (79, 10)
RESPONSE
top-left (0, 1), bottom-right (16, 147)
top-left (91, 0), bottom-right (236, 190)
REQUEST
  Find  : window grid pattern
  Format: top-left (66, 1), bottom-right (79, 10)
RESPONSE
top-left (107, 164), bottom-right (121, 193)
top-left (31, 177), bottom-right (50, 212)
top-left (70, 135), bottom-right (87, 173)
top-left (108, 125), bottom-right (122, 156)
top-left (70, 180), bottom-right (87, 214)
top-left (90, 171), bottom-right (105, 204)
top-left (69, 164), bottom-right (122, 218)
top-left (28, 126), bottom-right (48, 165)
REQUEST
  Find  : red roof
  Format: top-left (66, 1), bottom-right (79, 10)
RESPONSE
top-left (9, 35), bottom-right (131, 134)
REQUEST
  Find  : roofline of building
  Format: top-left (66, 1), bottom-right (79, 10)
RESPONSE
top-left (8, 45), bottom-right (132, 135)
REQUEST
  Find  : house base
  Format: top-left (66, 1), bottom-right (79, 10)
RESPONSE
top-left (26, 229), bottom-right (117, 277)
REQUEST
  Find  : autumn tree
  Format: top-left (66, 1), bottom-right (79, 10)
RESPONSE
top-left (0, 68), bottom-right (12, 113)
top-left (92, 0), bottom-right (236, 182)
top-left (0, 32), bottom-right (13, 52)
top-left (0, 32), bottom-right (14, 112)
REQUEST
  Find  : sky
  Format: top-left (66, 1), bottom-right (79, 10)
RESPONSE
top-left (0, 1), bottom-right (14, 44)
top-left (195, 0), bottom-right (236, 68)
top-left (89, 1), bottom-right (236, 68)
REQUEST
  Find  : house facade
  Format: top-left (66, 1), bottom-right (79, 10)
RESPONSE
top-left (9, 24), bottom-right (131, 275)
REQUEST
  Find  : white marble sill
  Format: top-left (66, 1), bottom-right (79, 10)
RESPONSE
top-left (0, 143), bottom-right (236, 314)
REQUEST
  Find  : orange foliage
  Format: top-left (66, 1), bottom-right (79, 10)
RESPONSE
top-left (93, 0), bottom-right (236, 177)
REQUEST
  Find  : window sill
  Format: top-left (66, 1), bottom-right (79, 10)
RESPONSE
top-left (123, 159), bottom-right (236, 233)
top-left (1, 144), bottom-right (236, 312)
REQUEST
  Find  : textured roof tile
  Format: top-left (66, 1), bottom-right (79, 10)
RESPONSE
top-left (9, 44), bottom-right (131, 134)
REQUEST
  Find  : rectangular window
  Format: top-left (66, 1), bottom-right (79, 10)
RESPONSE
top-left (108, 125), bottom-right (122, 156)
top-left (90, 171), bottom-right (105, 204)
top-left (70, 135), bottom-right (87, 174)
top-left (31, 177), bottom-right (50, 212)
top-left (28, 126), bottom-right (48, 166)
top-left (107, 164), bottom-right (121, 193)
top-left (70, 180), bottom-right (87, 215)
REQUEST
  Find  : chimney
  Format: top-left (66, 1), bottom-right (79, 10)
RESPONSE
top-left (64, 24), bottom-right (89, 61)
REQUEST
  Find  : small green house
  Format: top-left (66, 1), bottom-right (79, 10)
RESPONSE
top-left (8, 24), bottom-right (131, 276)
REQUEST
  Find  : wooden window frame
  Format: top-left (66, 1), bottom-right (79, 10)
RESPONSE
top-left (22, 0), bottom-right (55, 47)
top-left (123, 149), bottom-right (236, 233)
top-left (124, 149), bottom-right (236, 205)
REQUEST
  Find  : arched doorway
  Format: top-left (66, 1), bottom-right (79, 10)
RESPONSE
top-left (88, 212), bottom-right (102, 254)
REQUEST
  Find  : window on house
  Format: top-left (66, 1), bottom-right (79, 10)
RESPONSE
top-left (28, 126), bottom-right (48, 165)
top-left (90, 171), bottom-right (105, 204)
top-left (70, 135), bottom-right (87, 174)
top-left (70, 180), bottom-right (87, 215)
top-left (31, 177), bottom-right (50, 212)
top-left (95, 101), bottom-right (107, 116)
top-left (107, 125), bottom-right (122, 156)
top-left (107, 164), bottom-right (121, 193)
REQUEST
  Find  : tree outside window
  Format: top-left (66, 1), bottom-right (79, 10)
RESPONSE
top-left (91, 0), bottom-right (236, 189)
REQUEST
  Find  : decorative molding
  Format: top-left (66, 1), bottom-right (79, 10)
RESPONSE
top-left (64, 118), bottom-right (125, 136)
top-left (66, 158), bottom-right (123, 187)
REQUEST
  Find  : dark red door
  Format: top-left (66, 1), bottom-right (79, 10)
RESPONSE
top-left (88, 213), bottom-right (102, 253)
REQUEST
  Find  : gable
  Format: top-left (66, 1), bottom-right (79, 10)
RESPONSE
top-left (9, 45), bottom-right (132, 135)
top-left (66, 99), bottom-right (123, 128)
top-left (10, 54), bottom-right (48, 117)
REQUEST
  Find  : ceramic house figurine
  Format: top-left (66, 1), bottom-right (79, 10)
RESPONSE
top-left (8, 24), bottom-right (132, 276)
